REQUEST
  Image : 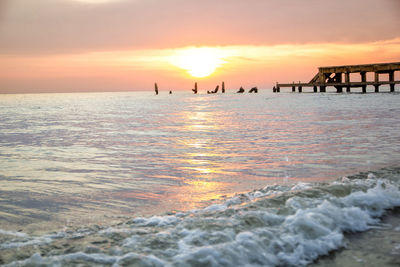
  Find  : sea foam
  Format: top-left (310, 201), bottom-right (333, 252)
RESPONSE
top-left (2, 173), bottom-right (400, 267)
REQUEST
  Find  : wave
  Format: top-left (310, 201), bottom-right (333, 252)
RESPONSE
top-left (1, 168), bottom-right (400, 266)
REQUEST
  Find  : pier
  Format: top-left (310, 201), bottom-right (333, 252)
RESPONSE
top-left (275, 62), bottom-right (400, 93)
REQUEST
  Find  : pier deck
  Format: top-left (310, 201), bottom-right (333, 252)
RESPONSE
top-left (275, 62), bottom-right (400, 93)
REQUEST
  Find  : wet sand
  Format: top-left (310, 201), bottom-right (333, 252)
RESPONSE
top-left (311, 207), bottom-right (400, 267)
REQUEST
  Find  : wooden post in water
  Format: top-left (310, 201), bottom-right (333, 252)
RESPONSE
top-left (389, 71), bottom-right (395, 92)
top-left (345, 72), bottom-right (350, 92)
top-left (192, 82), bottom-right (198, 94)
top-left (298, 86), bottom-right (302, 93)
top-left (292, 85), bottom-right (295, 92)
top-left (374, 72), bottom-right (380, 93)
top-left (361, 72), bottom-right (367, 93)
top-left (154, 83), bottom-right (159, 95)
top-left (320, 73), bottom-right (328, 92)
top-left (313, 86), bottom-right (317, 92)
top-left (335, 73), bottom-right (343, 93)
top-left (222, 82), bottom-right (225, 93)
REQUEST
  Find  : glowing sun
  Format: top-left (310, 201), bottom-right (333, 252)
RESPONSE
top-left (170, 47), bottom-right (227, 78)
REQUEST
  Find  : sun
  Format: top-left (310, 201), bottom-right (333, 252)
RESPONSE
top-left (170, 47), bottom-right (227, 78)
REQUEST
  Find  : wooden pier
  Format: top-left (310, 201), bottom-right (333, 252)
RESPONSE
top-left (275, 62), bottom-right (400, 93)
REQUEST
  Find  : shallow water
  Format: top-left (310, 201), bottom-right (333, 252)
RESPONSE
top-left (0, 91), bottom-right (400, 233)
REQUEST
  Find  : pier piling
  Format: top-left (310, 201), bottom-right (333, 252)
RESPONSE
top-left (361, 72), bottom-right (367, 93)
top-left (345, 72), bottom-right (351, 92)
top-left (389, 71), bottom-right (395, 92)
top-left (374, 72), bottom-right (380, 92)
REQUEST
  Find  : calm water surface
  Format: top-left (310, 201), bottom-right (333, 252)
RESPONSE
top-left (0, 91), bottom-right (399, 232)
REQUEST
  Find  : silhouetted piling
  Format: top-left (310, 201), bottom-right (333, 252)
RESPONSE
top-left (192, 82), bottom-right (198, 94)
top-left (249, 87), bottom-right (258, 93)
top-left (208, 85), bottom-right (219, 94)
top-left (237, 87), bottom-right (245, 93)
top-left (154, 83), bottom-right (159, 95)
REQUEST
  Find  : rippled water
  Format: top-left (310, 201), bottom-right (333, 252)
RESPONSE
top-left (0, 91), bottom-right (400, 232)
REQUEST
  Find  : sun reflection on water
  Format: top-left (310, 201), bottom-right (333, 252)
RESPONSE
top-left (166, 98), bottom-right (236, 208)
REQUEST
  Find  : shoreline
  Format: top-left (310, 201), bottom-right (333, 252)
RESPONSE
top-left (311, 207), bottom-right (400, 267)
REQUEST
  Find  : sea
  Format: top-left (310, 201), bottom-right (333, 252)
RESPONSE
top-left (0, 89), bottom-right (399, 266)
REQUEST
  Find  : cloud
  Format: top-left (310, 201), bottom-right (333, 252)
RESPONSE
top-left (71, 0), bottom-right (124, 4)
top-left (0, 0), bottom-right (399, 56)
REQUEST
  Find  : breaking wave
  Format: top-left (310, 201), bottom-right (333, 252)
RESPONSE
top-left (1, 169), bottom-right (400, 266)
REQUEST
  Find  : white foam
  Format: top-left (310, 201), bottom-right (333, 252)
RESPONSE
top-left (224, 196), bottom-right (241, 206)
top-left (130, 215), bottom-right (179, 227)
top-left (5, 252), bottom-right (118, 266)
top-left (341, 176), bottom-right (350, 182)
top-left (116, 252), bottom-right (165, 266)
top-left (0, 229), bottom-right (28, 238)
top-left (204, 204), bottom-right (227, 212)
top-left (253, 190), bottom-right (265, 198)
top-left (291, 182), bottom-right (313, 191)
top-left (0, 235), bottom-right (53, 250)
top-left (343, 180), bottom-right (400, 217)
top-left (4, 177), bottom-right (400, 267)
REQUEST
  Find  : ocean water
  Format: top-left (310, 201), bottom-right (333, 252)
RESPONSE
top-left (0, 90), bottom-right (400, 266)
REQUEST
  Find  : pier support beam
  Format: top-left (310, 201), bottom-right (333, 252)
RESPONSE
top-left (277, 86), bottom-right (280, 93)
top-left (335, 73), bottom-right (343, 93)
top-left (298, 86), bottom-right (302, 93)
top-left (374, 72), bottom-right (380, 92)
top-left (313, 86), bottom-right (317, 93)
top-left (389, 71), bottom-right (395, 92)
top-left (361, 72), bottom-right (367, 93)
top-left (320, 86), bottom-right (326, 93)
top-left (292, 85), bottom-right (295, 92)
top-left (345, 72), bottom-right (350, 92)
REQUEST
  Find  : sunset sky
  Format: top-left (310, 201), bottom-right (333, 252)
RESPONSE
top-left (1, 0), bottom-right (400, 93)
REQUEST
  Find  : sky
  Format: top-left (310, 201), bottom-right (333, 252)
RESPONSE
top-left (0, 0), bottom-right (400, 93)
